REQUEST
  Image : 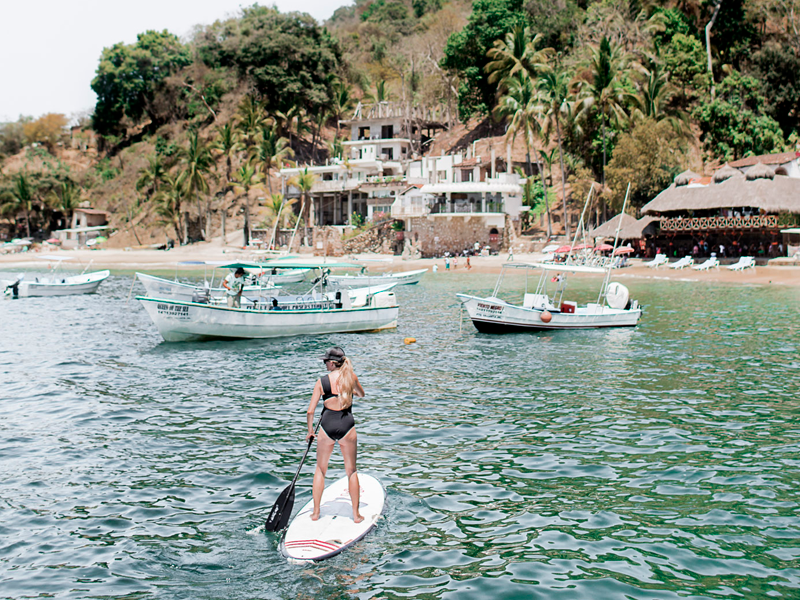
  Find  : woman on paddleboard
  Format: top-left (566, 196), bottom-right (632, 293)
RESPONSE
top-left (306, 347), bottom-right (365, 523)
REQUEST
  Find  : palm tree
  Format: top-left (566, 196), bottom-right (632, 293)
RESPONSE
top-left (330, 81), bottom-right (355, 141)
top-left (632, 55), bottom-right (690, 138)
top-left (153, 171), bottom-right (186, 244)
top-left (538, 148), bottom-right (557, 237)
top-left (485, 24), bottom-right (551, 93)
top-left (236, 96), bottom-right (266, 150)
top-left (494, 72), bottom-right (542, 180)
top-left (311, 110), bottom-right (329, 164)
top-left (574, 36), bottom-right (633, 187)
top-left (182, 129), bottom-right (215, 240)
top-left (288, 168), bottom-right (317, 245)
top-left (232, 163), bottom-right (262, 247)
top-left (212, 122), bottom-right (241, 190)
top-left (537, 62), bottom-right (573, 237)
top-left (0, 172), bottom-right (37, 238)
top-left (265, 192), bottom-right (295, 249)
top-left (46, 179), bottom-right (82, 224)
top-left (135, 153), bottom-right (167, 199)
top-left (250, 124), bottom-right (294, 195)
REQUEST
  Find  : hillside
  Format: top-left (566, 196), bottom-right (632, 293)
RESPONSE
top-left (2, 0), bottom-right (799, 245)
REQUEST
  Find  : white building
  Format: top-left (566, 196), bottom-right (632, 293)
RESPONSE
top-left (729, 151), bottom-right (800, 178)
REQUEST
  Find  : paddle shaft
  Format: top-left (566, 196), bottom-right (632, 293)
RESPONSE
top-left (264, 419), bottom-right (321, 531)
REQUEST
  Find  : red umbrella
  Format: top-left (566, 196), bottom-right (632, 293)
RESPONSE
top-left (614, 246), bottom-right (634, 255)
top-left (554, 245), bottom-right (572, 253)
top-left (46, 238), bottom-right (61, 244)
top-left (594, 244), bottom-right (614, 252)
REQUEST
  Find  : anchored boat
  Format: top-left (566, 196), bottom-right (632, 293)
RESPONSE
top-left (137, 264), bottom-right (399, 342)
top-left (457, 262), bottom-right (641, 332)
top-left (2, 256), bottom-right (109, 298)
top-left (327, 267), bottom-right (428, 288)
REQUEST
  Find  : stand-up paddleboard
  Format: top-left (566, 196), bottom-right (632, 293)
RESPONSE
top-left (280, 473), bottom-right (385, 562)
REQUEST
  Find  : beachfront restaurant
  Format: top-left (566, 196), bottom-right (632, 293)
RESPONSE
top-left (640, 164), bottom-right (800, 259)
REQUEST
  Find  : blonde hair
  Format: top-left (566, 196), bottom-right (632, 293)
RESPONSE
top-left (335, 357), bottom-right (356, 410)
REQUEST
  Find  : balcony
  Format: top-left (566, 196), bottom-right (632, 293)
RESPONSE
top-left (429, 200), bottom-right (505, 214)
top-left (391, 200), bottom-right (428, 218)
top-left (660, 215), bottom-right (782, 231)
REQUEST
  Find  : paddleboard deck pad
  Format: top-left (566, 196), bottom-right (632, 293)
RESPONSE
top-left (280, 473), bottom-right (385, 562)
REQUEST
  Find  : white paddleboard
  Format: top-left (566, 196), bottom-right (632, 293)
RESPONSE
top-left (280, 473), bottom-right (385, 562)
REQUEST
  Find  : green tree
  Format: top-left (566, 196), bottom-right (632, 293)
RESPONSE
top-left (574, 36), bottom-right (633, 187)
top-left (46, 179), bottom-right (82, 222)
top-left (153, 171), bottom-right (186, 243)
top-left (91, 30), bottom-right (190, 137)
top-left (289, 168), bottom-right (317, 244)
top-left (135, 153), bottom-right (167, 199)
top-left (632, 55), bottom-right (689, 137)
top-left (181, 129), bottom-right (215, 240)
top-left (493, 72), bottom-right (542, 183)
top-left (485, 24), bottom-right (549, 92)
top-left (250, 124), bottom-right (294, 195)
top-left (537, 62), bottom-right (573, 237)
top-left (196, 6), bottom-right (342, 116)
top-left (330, 80), bottom-right (355, 141)
top-left (750, 44), bottom-right (800, 138)
top-left (212, 122), bottom-right (241, 190)
top-left (661, 33), bottom-right (707, 103)
top-left (442, 0), bottom-right (528, 120)
top-left (604, 118), bottom-right (686, 211)
top-left (0, 172), bottom-right (38, 238)
top-left (236, 96), bottom-right (266, 150)
top-left (232, 163), bottom-right (262, 247)
top-left (264, 192), bottom-right (296, 248)
top-left (693, 71), bottom-right (786, 161)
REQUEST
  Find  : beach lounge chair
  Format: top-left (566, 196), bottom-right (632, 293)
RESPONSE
top-left (692, 257), bottom-right (720, 271)
top-left (643, 253), bottom-right (668, 268)
top-left (727, 256), bottom-right (755, 271)
top-left (669, 256), bottom-right (693, 270)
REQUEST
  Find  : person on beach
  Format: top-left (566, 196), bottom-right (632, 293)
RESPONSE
top-left (306, 347), bottom-right (366, 523)
top-left (445, 255), bottom-right (450, 270)
top-left (222, 267), bottom-right (246, 307)
top-left (453, 255), bottom-right (458, 269)
top-left (466, 256), bottom-right (471, 270)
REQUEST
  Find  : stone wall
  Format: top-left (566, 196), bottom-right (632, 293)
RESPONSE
top-left (311, 226), bottom-right (346, 256)
top-left (333, 222), bottom-right (399, 255)
top-left (404, 215), bottom-right (508, 257)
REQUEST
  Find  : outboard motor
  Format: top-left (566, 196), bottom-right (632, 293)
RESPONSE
top-left (605, 282), bottom-right (631, 310)
top-left (191, 288), bottom-right (210, 304)
top-left (334, 290), bottom-right (343, 309)
top-left (6, 280), bottom-right (20, 299)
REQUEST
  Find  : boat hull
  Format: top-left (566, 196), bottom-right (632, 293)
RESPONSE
top-left (3, 271), bottom-right (109, 297)
top-left (328, 268), bottom-right (427, 288)
top-left (138, 296), bottom-right (399, 342)
top-left (457, 294), bottom-right (641, 332)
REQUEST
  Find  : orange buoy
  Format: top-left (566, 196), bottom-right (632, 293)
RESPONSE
top-left (540, 310), bottom-right (552, 323)
top-left (404, 337), bottom-right (416, 344)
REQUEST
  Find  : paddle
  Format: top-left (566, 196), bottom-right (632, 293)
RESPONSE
top-left (265, 419), bottom-right (322, 532)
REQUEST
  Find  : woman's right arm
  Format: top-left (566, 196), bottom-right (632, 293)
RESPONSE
top-left (306, 380), bottom-right (322, 441)
top-left (353, 374), bottom-right (365, 398)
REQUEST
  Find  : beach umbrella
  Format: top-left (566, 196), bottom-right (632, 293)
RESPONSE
top-left (542, 244), bottom-right (559, 253)
top-left (554, 245), bottom-right (572, 253)
top-left (614, 246), bottom-right (634, 255)
top-left (571, 243), bottom-right (591, 251)
top-left (95, 236), bottom-right (108, 242)
top-left (595, 243), bottom-right (613, 252)
top-left (46, 238), bottom-right (61, 244)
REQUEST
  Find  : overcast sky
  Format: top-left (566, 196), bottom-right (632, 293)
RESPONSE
top-left (0, 1), bottom-right (344, 123)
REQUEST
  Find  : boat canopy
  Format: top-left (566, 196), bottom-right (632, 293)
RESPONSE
top-left (260, 261), bottom-right (362, 270)
top-left (503, 262), bottom-right (606, 274)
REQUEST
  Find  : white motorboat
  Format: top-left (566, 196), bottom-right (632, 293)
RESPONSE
top-left (327, 268), bottom-right (428, 288)
top-left (253, 266), bottom-right (310, 284)
top-left (137, 283), bottom-right (399, 342)
top-left (136, 271), bottom-right (279, 303)
top-left (457, 182), bottom-right (641, 332)
top-left (457, 262), bottom-right (641, 332)
top-left (2, 256), bottom-right (109, 298)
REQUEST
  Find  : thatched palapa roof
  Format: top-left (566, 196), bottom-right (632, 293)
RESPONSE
top-left (588, 214), bottom-right (660, 240)
top-left (642, 164), bottom-right (800, 215)
top-left (674, 170), bottom-right (700, 186)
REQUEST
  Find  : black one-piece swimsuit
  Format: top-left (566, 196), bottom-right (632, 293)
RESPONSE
top-left (319, 375), bottom-right (355, 441)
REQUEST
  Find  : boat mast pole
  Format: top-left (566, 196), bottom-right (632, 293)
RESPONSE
top-left (287, 198), bottom-right (305, 255)
top-left (568, 184), bottom-right (594, 263)
top-left (598, 183), bottom-right (630, 304)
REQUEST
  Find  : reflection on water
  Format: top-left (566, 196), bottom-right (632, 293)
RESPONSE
top-left (1, 272), bottom-right (799, 599)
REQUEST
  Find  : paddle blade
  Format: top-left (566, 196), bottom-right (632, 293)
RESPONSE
top-left (265, 484), bottom-right (295, 532)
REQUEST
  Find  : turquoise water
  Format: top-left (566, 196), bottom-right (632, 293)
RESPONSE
top-left (1, 272), bottom-right (799, 599)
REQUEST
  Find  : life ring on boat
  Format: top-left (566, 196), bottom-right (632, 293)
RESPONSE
top-left (540, 310), bottom-right (552, 323)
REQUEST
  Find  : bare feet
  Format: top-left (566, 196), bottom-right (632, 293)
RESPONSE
top-left (353, 513), bottom-right (364, 523)
top-left (311, 511), bottom-right (320, 521)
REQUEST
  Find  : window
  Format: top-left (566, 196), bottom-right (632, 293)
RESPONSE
top-left (358, 127), bottom-right (370, 140)
top-left (461, 169), bottom-right (473, 182)
top-left (381, 125), bottom-right (394, 138)
top-left (382, 148), bottom-right (394, 160)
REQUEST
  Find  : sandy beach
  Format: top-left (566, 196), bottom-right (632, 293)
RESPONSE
top-left (2, 239), bottom-right (799, 286)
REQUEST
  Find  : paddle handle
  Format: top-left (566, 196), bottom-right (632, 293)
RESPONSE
top-left (288, 419), bottom-right (321, 488)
